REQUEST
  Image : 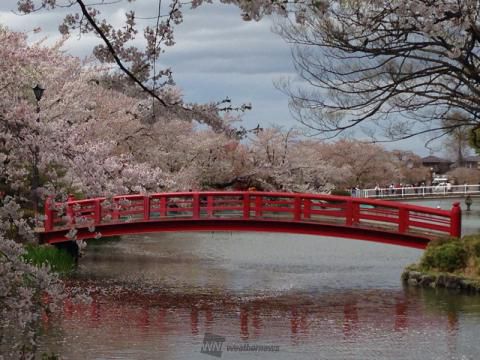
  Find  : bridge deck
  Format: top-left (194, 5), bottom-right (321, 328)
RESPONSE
top-left (40, 191), bottom-right (462, 248)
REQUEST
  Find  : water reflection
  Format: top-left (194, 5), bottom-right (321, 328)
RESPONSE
top-left (34, 198), bottom-right (480, 359)
top-left (37, 285), bottom-right (480, 360)
top-left (76, 231), bottom-right (424, 295)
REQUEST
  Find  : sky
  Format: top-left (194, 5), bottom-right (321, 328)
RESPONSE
top-left (0, 0), bottom-right (436, 156)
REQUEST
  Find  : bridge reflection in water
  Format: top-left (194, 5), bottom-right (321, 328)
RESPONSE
top-left (39, 287), bottom-right (467, 358)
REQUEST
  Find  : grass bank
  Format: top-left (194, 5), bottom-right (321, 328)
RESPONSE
top-left (403, 234), bottom-right (480, 293)
top-left (23, 244), bottom-right (75, 275)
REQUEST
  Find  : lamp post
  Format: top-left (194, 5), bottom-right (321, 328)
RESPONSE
top-left (32, 84), bottom-right (44, 223)
top-left (465, 195), bottom-right (473, 212)
top-left (33, 85), bottom-right (44, 108)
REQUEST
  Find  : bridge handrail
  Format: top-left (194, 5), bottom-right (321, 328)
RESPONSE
top-left (43, 191), bottom-right (461, 239)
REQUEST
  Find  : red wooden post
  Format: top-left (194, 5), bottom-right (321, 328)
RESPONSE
top-left (112, 198), bottom-right (120, 221)
top-left (143, 196), bottom-right (150, 221)
top-left (345, 199), bottom-right (353, 226)
top-left (255, 195), bottom-right (263, 218)
top-left (352, 202), bottom-right (360, 225)
top-left (66, 194), bottom-right (75, 226)
top-left (94, 199), bottom-right (102, 224)
top-left (294, 196), bottom-right (301, 221)
top-left (303, 198), bottom-right (311, 219)
top-left (398, 207), bottom-right (409, 233)
top-left (160, 196), bottom-right (167, 217)
top-left (243, 193), bottom-right (250, 219)
top-left (193, 193), bottom-right (200, 219)
top-left (450, 202), bottom-right (462, 238)
top-left (44, 196), bottom-right (53, 231)
top-left (207, 195), bottom-right (214, 217)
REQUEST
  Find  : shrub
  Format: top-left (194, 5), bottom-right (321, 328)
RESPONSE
top-left (23, 244), bottom-right (75, 275)
top-left (474, 242), bottom-right (480, 259)
top-left (420, 240), bottom-right (467, 273)
top-left (330, 189), bottom-right (351, 196)
top-left (462, 235), bottom-right (480, 258)
top-left (427, 236), bottom-right (458, 248)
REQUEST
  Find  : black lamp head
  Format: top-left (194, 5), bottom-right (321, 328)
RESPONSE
top-left (32, 84), bottom-right (45, 102)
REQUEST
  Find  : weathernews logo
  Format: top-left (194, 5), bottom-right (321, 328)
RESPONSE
top-left (200, 332), bottom-right (280, 358)
top-left (200, 333), bottom-right (226, 358)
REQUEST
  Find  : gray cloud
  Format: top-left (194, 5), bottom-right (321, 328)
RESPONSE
top-left (0, 0), bottom-right (296, 128)
top-left (0, 0), bottom-right (431, 155)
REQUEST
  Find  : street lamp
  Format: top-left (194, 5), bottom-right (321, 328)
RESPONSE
top-left (465, 195), bottom-right (473, 211)
top-left (32, 84), bottom-right (45, 104)
top-left (31, 84), bottom-right (45, 223)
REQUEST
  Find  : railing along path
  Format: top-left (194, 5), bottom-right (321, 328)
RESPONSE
top-left (359, 184), bottom-right (480, 199)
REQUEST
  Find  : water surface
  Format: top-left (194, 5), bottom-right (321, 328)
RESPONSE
top-left (33, 198), bottom-right (480, 359)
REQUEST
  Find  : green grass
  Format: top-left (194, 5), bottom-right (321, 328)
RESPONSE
top-left (23, 244), bottom-right (75, 275)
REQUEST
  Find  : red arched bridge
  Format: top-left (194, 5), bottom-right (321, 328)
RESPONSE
top-left (39, 191), bottom-right (462, 249)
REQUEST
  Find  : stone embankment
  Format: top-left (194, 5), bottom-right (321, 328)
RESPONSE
top-left (402, 269), bottom-right (480, 293)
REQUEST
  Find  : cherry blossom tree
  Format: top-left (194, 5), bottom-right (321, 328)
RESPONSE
top-left (0, 30), bottom-right (165, 200)
top-left (0, 28), bottom-right (172, 355)
top-left (246, 128), bottom-right (341, 192)
top-left (446, 167), bottom-right (480, 184)
top-left (0, 197), bottom-right (65, 358)
top-left (391, 150), bottom-right (430, 185)
top-left (315, 139), bottom-right (399, 188)
top-left (276, 0), bottom-right (480, 143)
top-left (113, 116), bottom-right (243, 190)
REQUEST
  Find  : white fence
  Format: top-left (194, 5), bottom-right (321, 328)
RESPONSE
top-left (357, 184), bottom-right (480, 199)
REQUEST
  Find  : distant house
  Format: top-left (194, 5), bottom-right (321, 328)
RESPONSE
top-left (421, 156), bottom-right (453, 174)
top-left (463, 155), bottom-right (480, 169)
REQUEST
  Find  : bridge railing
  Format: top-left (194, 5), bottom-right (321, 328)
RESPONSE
top-left (43, 191), bottom-right (461, 238)
top-left (358, 184), bottom-right (480, 198)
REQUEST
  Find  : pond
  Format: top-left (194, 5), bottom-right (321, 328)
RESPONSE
top-left (32, 198), bottom-right (480, 359)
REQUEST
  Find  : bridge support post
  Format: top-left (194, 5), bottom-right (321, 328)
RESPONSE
top-left (94, 199), bottom-right (102, 224)
top-left (160, 197), bottom-right (167, 217)
top-left (398, 208), bottom-right (409, 233)
top-left (345, 199), bottom-right (353, 226)
top-left (44, 196), bottom-right (54, 232)
top-left (450, 202), bottom-right (462, 238)
top-left (207, 196), bottom-right (214, 217)
top-left (193, 193), bottom-right (200, 219)
top-left (143, 196), bottom-right (150, 220)
top-left (303, 198), bottom-right (311, 219)
top-left (255, 195), bottom-right (262, 218)
top-left (66, 194), bottom-right (75, 227)
top-left (345, 200), bottom-right (360, 226)
top-left (243, 193), bottom-right (250, 219)
top-left (294, 196), bottom-right (301, 221)
top-left (112, 198), bottom-right (120, 221)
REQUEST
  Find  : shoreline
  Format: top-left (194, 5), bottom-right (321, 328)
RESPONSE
top-left (402, 268), bottom-right (480, 294)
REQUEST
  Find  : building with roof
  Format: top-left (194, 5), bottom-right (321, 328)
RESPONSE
top-left (463, 155), bottom-right (480, 169)
top-left (421, 156), bottom-right (453, 174)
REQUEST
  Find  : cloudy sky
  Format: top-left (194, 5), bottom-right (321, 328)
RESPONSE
top-left (0, 0), bottom-right (433, 156)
